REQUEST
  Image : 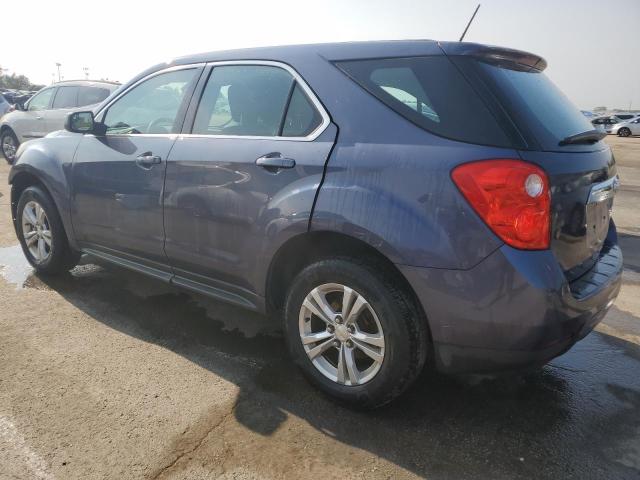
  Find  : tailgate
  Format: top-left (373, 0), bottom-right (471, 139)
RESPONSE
top-left (518, 146), bottom-right (618, 277)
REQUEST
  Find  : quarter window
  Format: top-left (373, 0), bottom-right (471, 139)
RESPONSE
top-left (282, 84), bottom-right (323, 137)
top-left (27, 88), bottom-right (54, 111)
top-left (193, 65), bottom-right (294, 136)
top-left (52, 86), bottom-right (78, 109)
top-left (103, 69), bottom-right (197, 135)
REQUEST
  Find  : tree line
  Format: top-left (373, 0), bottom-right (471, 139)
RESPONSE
top-left (0, 68), bottom-right (45, 91)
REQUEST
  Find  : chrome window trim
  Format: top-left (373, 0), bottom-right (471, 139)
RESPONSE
top-left (94, 60), bottom-right (330, 142)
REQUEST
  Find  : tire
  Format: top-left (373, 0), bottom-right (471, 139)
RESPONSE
top-left (284, 257), bottom-right (428, 408)
top-left (16, 185), bottom-right (80, 274)
top-left (618, 127), bottom-right (631, 137)
top-left (1, 128), bottom-right (19, 164)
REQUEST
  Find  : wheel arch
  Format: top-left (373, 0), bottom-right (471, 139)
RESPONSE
top-left (265, 230), bottom-right (432, 342)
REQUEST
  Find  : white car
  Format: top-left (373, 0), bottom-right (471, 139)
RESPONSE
top-left (611, 117), bottom-right (640, 137)
top-left (1, 80), bottom-right (119, 163)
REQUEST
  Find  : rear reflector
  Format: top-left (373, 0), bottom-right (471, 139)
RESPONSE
top-left (451, 159), bottom-right (550, 250)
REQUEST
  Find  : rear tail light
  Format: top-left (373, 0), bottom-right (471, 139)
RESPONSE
top-left (451, 159), bottom-right (550, 250)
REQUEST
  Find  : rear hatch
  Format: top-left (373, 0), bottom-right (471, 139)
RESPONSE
top-left (444, 44), bottom-right (618, 278)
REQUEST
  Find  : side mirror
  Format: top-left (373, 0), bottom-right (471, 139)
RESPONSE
top-left (65, 111), bottom-right (95, 133)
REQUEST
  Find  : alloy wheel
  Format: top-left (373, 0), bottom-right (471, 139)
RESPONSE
top-left (21, 201), bottom-right (52, 262)
top-left (299, 283), bottom-right (385, 386)
top-left (2, 134), bottom-right (17, 162)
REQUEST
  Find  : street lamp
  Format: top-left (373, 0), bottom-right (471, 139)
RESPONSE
top-left (83, 67), bottom-right (89, 80)
top-left (55, 63), bottom-right (61, 82)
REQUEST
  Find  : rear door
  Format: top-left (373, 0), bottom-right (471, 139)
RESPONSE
top-left (46, 85), bottom-right (78, 133)
top-left (163, 62), bottom-right (336, 304)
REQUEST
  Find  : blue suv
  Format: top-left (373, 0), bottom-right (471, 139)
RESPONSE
top-left (9, 41), bottom-right (622, 407)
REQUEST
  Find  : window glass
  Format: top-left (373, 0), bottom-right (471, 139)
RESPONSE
top-left (282, 84), bottom-right (323, 136)
top-left (27, 88), bottom-right (54, 111)
top-left (104, 69), bottom-right (196, 135)
top-left (472, 59), bottom-right (594, 149)
top-left (52, 86), bottom-right (78, 109)
top-left (78, 86), bottom-right (111, 107)
top-left (193, 65), bottom-right (294, 136)
top-left (337, 56), bottom-right (512, 147)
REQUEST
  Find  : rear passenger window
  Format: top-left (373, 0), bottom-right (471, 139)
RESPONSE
top-left (282, 84), bottom-right (323, 137)
top-left (193, 65), bottom-right (294, 136)
top-left (337, 56), bottom-right (513, 147)
top-left (52, 86), bottom-right (78, 109)
top-left (77, 87), bottom-right (111, 107)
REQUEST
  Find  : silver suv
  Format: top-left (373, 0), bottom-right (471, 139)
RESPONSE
top-left (1, 80), bottom-right (119, 163)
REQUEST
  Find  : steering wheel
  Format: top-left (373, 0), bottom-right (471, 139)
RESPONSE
top-left (146, 117), bottom-right (174, 134)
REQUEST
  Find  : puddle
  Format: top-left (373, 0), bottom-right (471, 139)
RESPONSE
top-left (0, 245), bottom-right (33, 289)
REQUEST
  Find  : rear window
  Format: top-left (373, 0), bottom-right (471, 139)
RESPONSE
top-left (468, 59), bottom-right (595, 150)
top-left (336, 56), bottom-right (513, 147)
top-left (78, 86), bottom-right (111, 107)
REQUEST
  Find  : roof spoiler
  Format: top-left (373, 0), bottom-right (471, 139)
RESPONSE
top-left (438, 42), bottom-right (547, 72)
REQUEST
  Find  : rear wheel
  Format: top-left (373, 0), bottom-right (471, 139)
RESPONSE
top-left (1, 129), bottom-right (19, 164)
top-left (16, 185), bottom-right (80, 274)
top-left (618, 127), bottom-right (631, 137)
top-left (284, 258), bottom-right (428, 408)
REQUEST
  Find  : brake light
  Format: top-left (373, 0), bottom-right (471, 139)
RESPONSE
top-left (451, 159), bottom-right (550, 250)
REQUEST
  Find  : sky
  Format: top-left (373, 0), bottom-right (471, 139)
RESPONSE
top-left (1, 0), bottom-right (638, 110)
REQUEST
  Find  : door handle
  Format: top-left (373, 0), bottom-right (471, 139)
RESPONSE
top-left (256, 153), bottom-right (296, 171)
top-left (135, 152), bottom-right (162, 169)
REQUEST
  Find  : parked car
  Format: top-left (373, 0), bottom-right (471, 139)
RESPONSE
top-left (8, 41), bottom-right (622, 407)
top-left (1, 80), bottom-right (120, 163)
top-left (611, 116), bottom-right (640, 137)
top-left (0, 93), bottom-right (11, 118)
top-left (592, 116), bottom-right (620, 133)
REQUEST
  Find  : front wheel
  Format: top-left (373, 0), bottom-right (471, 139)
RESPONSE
top-left (284, 258), bottom-right (428, 408)
top-left (16, 185), bottom-right (80, 274)
top-left (1, 129), bottom-right (19, 164)
top-left (618, 127), bottom-right (631, 137)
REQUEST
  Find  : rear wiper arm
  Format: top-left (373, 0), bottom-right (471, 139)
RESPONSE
top-left (559, 129), bottom-right (607, 146)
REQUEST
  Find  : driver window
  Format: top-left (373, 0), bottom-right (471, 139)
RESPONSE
top-left (28, 88), bottom-right (54, 111)
top-left (103, 69), bottom-right (197, 135)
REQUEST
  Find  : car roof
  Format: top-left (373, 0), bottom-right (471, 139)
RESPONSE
top-left (134, 39), bottom-right (545, 79)
top-left (50, 80), bottom-right (120, 88)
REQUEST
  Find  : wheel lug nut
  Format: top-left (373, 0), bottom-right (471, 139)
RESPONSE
top-left (346, 340), bottom-right (354, 348)
top-left (347, 325), bottom-right (355, 334)
top-left (327, 325), bottom-right (335, 333)
top-left (335, 315), bottom-right (343, 324)
top-left (333, 340), bottom-right (341, 348)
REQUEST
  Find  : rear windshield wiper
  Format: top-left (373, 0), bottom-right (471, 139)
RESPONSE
top-left (559, 129), bottom-right (607, 146)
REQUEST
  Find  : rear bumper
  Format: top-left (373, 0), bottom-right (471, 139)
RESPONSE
top-left (399, 241), bottom-right (622, 374)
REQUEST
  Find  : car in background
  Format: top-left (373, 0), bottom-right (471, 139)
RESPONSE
top-left (592, 116), bottom-right (619, 133)
top-left (0, 93), bottom-right (11, 118)
top-left (611, 117), bottom-right (640, 137)
top-left (1, 80), bottom-right (120, 163)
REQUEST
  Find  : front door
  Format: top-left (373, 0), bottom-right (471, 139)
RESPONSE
top-left (163, 63), bottom-right (336, 303)
top-left (15, 87), bottom-right (56, 141)
top-left (71, 66), bottom-right (202, 273)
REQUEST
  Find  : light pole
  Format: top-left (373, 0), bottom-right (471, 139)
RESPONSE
top-left (83, 67), bottom-right (89, 80)
top-left (55, 63), bottom-right (61, 82)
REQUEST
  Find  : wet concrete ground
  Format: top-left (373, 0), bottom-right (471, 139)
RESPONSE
top-left (0, 137), bottom-right (639, 479)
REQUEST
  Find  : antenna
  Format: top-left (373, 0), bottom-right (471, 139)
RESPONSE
top-left (459, 3), bottom-right (481, 42)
